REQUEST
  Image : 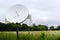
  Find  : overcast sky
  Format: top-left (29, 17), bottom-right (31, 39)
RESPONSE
top-left (0, 0), bottom-right (60, 27)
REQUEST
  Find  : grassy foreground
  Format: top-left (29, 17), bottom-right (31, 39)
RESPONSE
top-left (0, 31), bottom-right (60, 40)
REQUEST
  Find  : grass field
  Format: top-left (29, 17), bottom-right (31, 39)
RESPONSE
top-left (0, 31), bottom-right (60, 40)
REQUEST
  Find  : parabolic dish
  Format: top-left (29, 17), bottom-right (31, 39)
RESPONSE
top-left (6, 4), bottom-right (28, 23)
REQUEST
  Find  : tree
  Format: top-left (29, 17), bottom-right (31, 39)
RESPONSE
top-left (50, 26), bottom-right (54, 30)
top-left (32, 24), bottom-right (39, 31)
top-left (38, 25), bottom-right (48, 31)
top-left (0, 22), bottom-right (6, 31)
top-left (6, 23), bottom-right (15, 31)
top-left (57, 25), bottom-right (60, 30)
top-left (20, 24), bottom-right (28, 31)
top-left (32, 24), bottom-right (48, 31)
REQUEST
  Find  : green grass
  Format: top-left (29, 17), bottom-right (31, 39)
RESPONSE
top-left (0, 31), bottom-right (60, 40)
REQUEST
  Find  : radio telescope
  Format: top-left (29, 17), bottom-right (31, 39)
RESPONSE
top-left (5, 4), bottom-right (32, 26)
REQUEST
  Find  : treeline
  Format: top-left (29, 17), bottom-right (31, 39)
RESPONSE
top-left (49, 25), bottom-right (60, 30)
top-left (0, 22), bottom-right (60, 31)
top-left (0, 22), bottom-right (48, 31)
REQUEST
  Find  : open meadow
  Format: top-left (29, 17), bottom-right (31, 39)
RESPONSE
top-left (0, 31), bottom-right (60, 40)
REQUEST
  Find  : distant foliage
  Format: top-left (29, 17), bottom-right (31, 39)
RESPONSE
top-left (57, 25), bottom-right (60, 30)
top-left (50, 26), bottom-right (55, 30)
top-left (32, 24), bottom-right (48, 31)
top-left (0, 22), bottom-right (48, 31)
top-left (0, 22), bottom-right (60, 31)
